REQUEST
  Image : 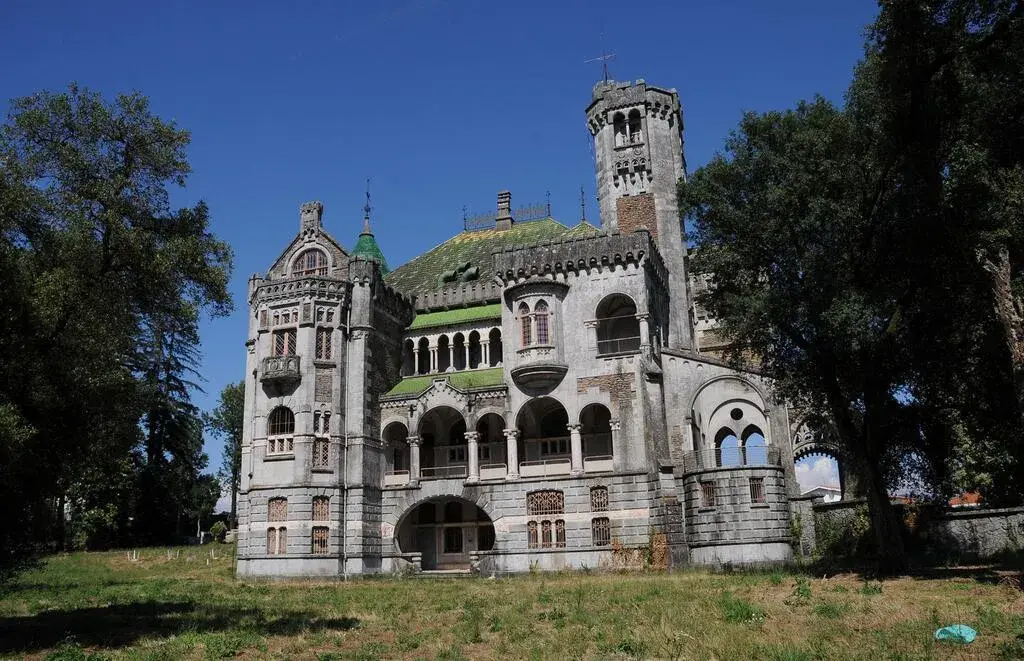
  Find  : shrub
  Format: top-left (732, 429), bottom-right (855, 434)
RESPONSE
top-left (210, 521), bottom-right (227, 543)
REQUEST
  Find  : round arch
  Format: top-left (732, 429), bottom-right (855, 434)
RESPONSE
top-left (595, 294), bottom-right (640, 356)
top-left (579, 403), bottom-right (613, 461)
top-left (418, 406), bottom-right (467, 478)
top-left (292, 247), bottom-right (330, 277)
top-left (393, 495), bottom-right (495, 570)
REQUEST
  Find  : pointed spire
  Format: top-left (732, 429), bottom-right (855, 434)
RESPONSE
top-left (361, 177), bottom-right (373, 235)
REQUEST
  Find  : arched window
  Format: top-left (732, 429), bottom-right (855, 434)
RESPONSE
top-left (534, 300), bottom-right (550, 345)
top-left (742, 425), bottom-right (769, 465)
top-left (488, 328), bottom-right (502, 366)
top-left (293, 249), bottom-right (328, 277)
top-left (437, 335), bottom-right (451, 372)
top-left (417, 337), bottom-right (430, 374)
top-left (519, 302), bottom-right (532, 347)
top-left (613, 112), bottom-right (627, 147)
top-left (627, 109), bottom-right (642, 144)
top-left (555, 519), bottom-right (566, 548)
top-left (715, 428), bottom-right (741, 467)
top-left (596, 294), bottom-right (640, 355)
top-left (402, 339), bottom-right (415, 376)
top-left (541, 520), bottom-right (552, 548)
top-left (527, 521), bottom-right (538, 549)
top-left (267, 407), bottom-right (295, 455)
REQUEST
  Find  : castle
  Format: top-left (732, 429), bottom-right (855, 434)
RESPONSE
top-left (236, 78), bottom-right (804, 577)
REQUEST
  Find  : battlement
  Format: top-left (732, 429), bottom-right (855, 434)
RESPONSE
top-left (493, 229), bottom-right (667, 288)
top-left (415, 281), bottom-right (503, 312)
top-left (586, 80), bottom-right (682, 137)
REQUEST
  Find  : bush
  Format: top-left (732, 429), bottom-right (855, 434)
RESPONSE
top-left (210, 521), bottom-right (227, 543)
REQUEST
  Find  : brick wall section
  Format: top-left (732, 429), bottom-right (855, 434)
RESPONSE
top-left (616, 193), bottom-right (658, 244)
top-left (576, 374), bottom-right (636, 407)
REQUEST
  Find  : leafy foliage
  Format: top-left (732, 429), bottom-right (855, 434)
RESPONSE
top-left (0, 85), bottom-right (232, 574)
top-left (206, 381), bottom-right (244, 529)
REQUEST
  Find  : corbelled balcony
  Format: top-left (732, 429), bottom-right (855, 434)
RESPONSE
top-left (261, 355), bottom-right (301, 387)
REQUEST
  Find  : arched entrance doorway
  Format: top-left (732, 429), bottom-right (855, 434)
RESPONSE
top-left (395, 497), bottom-right (495, 570)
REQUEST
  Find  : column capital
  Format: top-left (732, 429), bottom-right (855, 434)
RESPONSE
top-left (406, 435), bottom-right (421, 447)
top-left (464, 431), bottom-right (480, 442)
top-left (503, 428), bottom-right (520, 440)
top-left (566, 423), bottom-right (582, 433)
top-left (609, 419), bottom-right (622, 432)
top-left (584, 320), bottom-right (599, 329)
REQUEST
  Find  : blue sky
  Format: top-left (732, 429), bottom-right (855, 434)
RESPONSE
top-left (1, 1), bottom-right (875, 488)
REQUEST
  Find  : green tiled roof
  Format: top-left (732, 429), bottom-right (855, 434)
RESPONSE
top-left (408, 303), bottom-right (502, 331)
top-left (384, 218), bottom-right (599, 296)
top-left (352, 231), bottom-right (389, 274)
top-left (383, 367), bottom-right (506, 398)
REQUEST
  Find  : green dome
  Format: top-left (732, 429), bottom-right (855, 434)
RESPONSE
top-left (352, 228), bottom-right (389, 274)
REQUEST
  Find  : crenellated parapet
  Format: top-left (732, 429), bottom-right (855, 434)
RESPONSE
top-left (415, 281), bottom-right (504, 312)
top-left (586, 80), bottom-right (682, 137)
top-left (493, 229), bottom-right (667, 289)
top-left (349, 257), bottom-right (415, 323)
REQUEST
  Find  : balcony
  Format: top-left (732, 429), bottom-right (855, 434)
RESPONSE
top-left (519, 458), bottom-right (572, 478)
top-left (597, 335), bottom-right (641, 356)
top-left (583, 455), bottom-right (614, 473)
top-left (260, 355), bottom-right (301, 387)
top-left (511, 346), bottom-right (567, 390)
top-left (683, 446), bottom-right (782, 472)
top-left (384, 470), bottom-right (411, 487)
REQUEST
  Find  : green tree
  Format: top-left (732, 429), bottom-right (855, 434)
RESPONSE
top-left (0, 85), bottom-right (232, 573)
top-left (207, 380), bottom-right (245, 528)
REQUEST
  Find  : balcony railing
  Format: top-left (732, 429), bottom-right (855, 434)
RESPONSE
top-left (519, 458), bottom-right (572, 477)
top-left (420, 465), bottom-right (469, 480)
top-left (479, 463), bottom-right (507, 481)
top-left (260, 355), bottom-right (301, 386)
top-left (683, 445), bottom-right (781, 471)
top-left (384, 470), bottom-right (410, 487)
top-left (597, 336), bottom-right (641, 356)
top-left (583, 454), bottom-right (614, 473)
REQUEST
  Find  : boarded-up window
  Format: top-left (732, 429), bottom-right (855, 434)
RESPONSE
top-left (749, 477), bottom-right (765, 504)
top-left (315, 369), bottom-right (332, 402)
top-left (592, 517), bottom-right (611, 546)
top-left (268, 497), bottom-right (287, 522)
top-left (312, 526), bottom-right (329, 554)
top-left (312, 496), bottom-right (329, 521)
top-left (527, 490), bottom-right (564, 515)
top-left (701, 482), bottom-right (717, 508)
top-left (267, 527), bottom-right (287, 555)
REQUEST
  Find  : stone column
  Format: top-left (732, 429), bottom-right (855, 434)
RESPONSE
top-left (465, 431), bottom-right (480, 483)
top-left (408, 436), bottom-right (421, 485)
top-left (463, 343), bottom-right (470, 370)
top-left (413, 347), bottom-right (420, 375)
top-left (609, 419), bottom-right (622, 470)
top-left (636, 313), bottom-right (651, 348)
top-left (482, 341), bottom-right (490, 368)
top-left (448, 344), bottom-right (455, 372)
top-left (504, 429), bottom-right (520, 480)
top-left (429, 347), bottom-right (437, 373)
top-left (568, 423), bottom-right (584, 476)
top-left (584, 320), bottom-right (599, 352)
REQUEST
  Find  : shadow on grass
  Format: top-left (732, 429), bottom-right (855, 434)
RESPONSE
top-left (0, 601), bottom-right (359, 654)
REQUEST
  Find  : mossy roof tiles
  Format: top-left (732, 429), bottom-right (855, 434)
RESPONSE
top-left (383, 367), bottom-right (506, 398)
top-left (351, 232), bottom-right (389, 274)
top-left (407, 303), bottom-right (502, 331)
top-left (384, 218), bottom-right (599, 296)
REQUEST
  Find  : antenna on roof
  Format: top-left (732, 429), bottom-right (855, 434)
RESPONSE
top-left (580, 185), bottom-right (586, 222)
top-left (362, 177), bottom-right (372, 234)
top-left (546, 190), bottom-right (551, 217)
top-left (585, 31), bottom-right (615, 83)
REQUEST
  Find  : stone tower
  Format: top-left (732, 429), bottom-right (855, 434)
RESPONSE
top-left (586, 80), bottom-right (693, 349)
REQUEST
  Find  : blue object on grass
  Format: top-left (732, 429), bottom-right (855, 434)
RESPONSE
top-left (934, 624), bottom-right (977, 644)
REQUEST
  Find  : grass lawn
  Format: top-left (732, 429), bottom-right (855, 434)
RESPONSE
top-left (0, 547), bottom-right (1022, 660)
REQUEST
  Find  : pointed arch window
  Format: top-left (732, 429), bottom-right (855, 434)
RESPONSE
top-left (293, 249), bottom-right (328, 277)
top-left (519, 302), bottom-right (532, 347)
top-left (534, 300), bottom-right (550, 345)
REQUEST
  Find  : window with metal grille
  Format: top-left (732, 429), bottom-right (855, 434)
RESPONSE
top-left (316, 327), bottom-right (332, 360)
top-left (313, 439), bottom-right (330, 469)
top-left (541, 520), bottom-right (552, 548)
top-left (311, 526), bottom-right (329, 554)
top-left (527, 490), bottom-right (564, 515)
top-left (312, 496), bottom-right (329, 521)
top-left (273, 329), bottom-right (296, 356)
top-left (527, 521), bottom-right (538, 549)
top-left (294, 249), bottom-right (328, 276)
top-left (267, 527), bottom-right (287, 555)
top-left (268, 497), bottom-right (287, 522)
top-left (519, 302), bottom-right (532, 346)
top-left (592, 517), bottom-right (611, 546)
top-left (749, 477), bottom-right (765, 504)
top-left (316, 307), bottom-right (325, 322)
top-left (590, 486), bottom-right (609, 512)
top-left (701, 482), bottom-right (717, 508)
top-left (534, 300), bottom-right (549, 344)
top-left (555, 520), bottom-right (566, 548)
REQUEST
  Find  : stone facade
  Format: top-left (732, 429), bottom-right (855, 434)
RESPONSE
top-left (236, 77), bottom-right (801, 578)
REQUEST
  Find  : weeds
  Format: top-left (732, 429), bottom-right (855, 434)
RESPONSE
top-left (717, 591), bottom-right (767, 624)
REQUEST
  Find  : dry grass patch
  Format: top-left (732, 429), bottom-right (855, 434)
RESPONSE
top-left (0, 549), bottom-right (1021, 659)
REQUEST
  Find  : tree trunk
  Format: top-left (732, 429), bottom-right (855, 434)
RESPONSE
top-left (980, 246), bottom-right (1024, 414)
top-left (860, 450), bottom-right (908, 574)
top-left (229, 483), bottom-right (237, 531)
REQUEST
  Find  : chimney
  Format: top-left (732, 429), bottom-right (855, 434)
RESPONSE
top-left (299, 201), bottom-right (324, 231)
top-left (495, 190), bottom-right (513, 231)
